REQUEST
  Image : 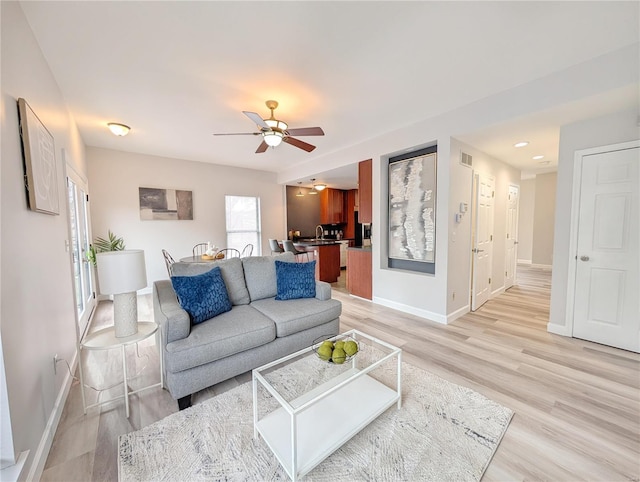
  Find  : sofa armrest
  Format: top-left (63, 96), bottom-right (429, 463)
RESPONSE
top-left (153, 280), bottom-right (191, 343)
top-left (315, 281), bottom-right (332, 301)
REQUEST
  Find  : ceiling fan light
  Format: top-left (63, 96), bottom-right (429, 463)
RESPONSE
top-left (314, 183), bottom-right (327, 191)
top-left (266, 119), bottom-right (288, 131)
top-left (263, 131), bottom-right (283, 147)
top-left (108, 122), bottom-right (130, 136)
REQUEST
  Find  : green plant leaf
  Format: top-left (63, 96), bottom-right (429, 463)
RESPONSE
top-left (93, 230), bottom-right (125, 253)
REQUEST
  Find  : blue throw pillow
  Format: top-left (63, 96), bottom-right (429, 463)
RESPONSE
top-left (275, 260), bottom-right (316, 300)
top-left (171, 266), bottom-right (232, 324)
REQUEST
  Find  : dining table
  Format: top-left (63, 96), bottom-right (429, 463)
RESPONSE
top-left (179, 255), bottom-right (218, 263)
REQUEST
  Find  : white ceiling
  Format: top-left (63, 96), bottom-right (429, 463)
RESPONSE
top-left (20, 1), bottom-right (639, 188)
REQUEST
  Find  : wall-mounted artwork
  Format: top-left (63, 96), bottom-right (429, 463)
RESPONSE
top-left (18, 98), bottom-right (59, 215)
top-left (139, 187), bottom-right (193, 220)
top-left (389, 152), bottom-right (437, 263)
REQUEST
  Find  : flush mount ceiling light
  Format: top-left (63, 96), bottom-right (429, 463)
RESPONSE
top-left (513, 141), bottom-right (529, 148)
top-left (313, 183), bottom-right (327, 191)
top-left (308, 179), bottom-right (318, 194)
top-left (296, 182), bottom-right (304, 197)
top-left (532, 155), bottom-right (545, 160)
top-left (107, 122), bottom-right (130, 136)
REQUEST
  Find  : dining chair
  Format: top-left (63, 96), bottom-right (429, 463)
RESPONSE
top-left (161, 249), bottom-right (176, 276)
top-left (216, 248), bottom-right (240, 259)
top-left (192, 243), bottom-right (208, 256)
top-left (269, 239), bottom-right (284, 255)
top-left (282, 240), bottom-right (310, 262)
top-left (241, 244), bottom-right (254, 257)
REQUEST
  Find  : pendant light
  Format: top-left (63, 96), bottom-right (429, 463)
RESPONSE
top-left (296, 182), bottom-right (304, 197)
top-left (308, 179), bottom-right (318, 194)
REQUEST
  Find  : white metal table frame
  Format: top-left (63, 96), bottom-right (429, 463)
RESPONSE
top-left (252, 329), bottom-right (402, 481)
top-left (78, 321), bottom-right (163, 418)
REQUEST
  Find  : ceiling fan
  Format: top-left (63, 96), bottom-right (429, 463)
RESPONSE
top-left (213, 100), bottom-right (324, 153)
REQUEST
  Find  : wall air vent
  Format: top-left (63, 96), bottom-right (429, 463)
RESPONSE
top-left (460, 151), bottom-right (473, 168)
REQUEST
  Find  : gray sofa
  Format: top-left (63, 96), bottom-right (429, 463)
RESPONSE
top-left (153, 252), bottom-right (341, 409)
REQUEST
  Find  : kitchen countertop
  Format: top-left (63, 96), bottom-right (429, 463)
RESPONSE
top-left (293, 239), bottom-right (345, 246)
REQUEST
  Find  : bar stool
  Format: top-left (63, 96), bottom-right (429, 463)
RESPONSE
top-left (269, 239), bottom-right (284, 255)
top-left (282, 240), bottom-right (310, 262)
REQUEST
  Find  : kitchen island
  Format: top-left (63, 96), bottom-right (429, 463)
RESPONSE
top-left (292, 239), bottom-right (341, 283)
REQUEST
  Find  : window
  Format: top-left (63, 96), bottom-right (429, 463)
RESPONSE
top-left (225, 195), bottom-right (262, 255)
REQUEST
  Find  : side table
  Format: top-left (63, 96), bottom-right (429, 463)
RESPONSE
top-left (78, 321), bottom-right (163, 418)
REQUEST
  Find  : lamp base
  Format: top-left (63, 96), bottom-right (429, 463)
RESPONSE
top-left (113, 292), bottom-right (138, 338)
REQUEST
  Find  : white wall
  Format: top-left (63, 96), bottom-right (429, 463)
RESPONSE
top-left (531, 172), bottom-right (557, 267)
top-left (86, 147), bottom-right (286, 291)
top-left (549, 108), bottom-right (639, 335)
top-left (447, 139), bottom-right (521, 315)
top-left (1, 2), bottom-right (87, 478)
top-left (278, 43), bottom-right (638, 325)
top-left (517, 178), bottom-right (535, 263)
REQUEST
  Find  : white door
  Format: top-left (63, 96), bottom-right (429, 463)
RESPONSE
top-left (67, 173), bottom-right (95, 339)
top-left (572, 146), bottom-right (639, 352)
top-left (471, 173), bottom-right (495, 311)
top-left (505, 185), bottom-right (520, 290)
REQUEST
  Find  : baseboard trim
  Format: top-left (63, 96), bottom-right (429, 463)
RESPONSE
top-left (530, 263), bottom-right (552, 270)
top-left (0, 451), bottom-right (29, 482)
top-left (373, 296), bottom-right (447, 324)
top-left (446, 305), bottom-right (469, 323)
top-left (26, 351), bottom-right (77, 482)
top-left (517, 259), bottom-right (532, 265)
top-left (490, 286), bottom-right (505, 299)
top-left (547, 322), bottom-right (571, 337)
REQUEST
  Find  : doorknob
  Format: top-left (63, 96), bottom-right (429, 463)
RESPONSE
top-left (580, 255), bottom-right (590, 261)
top-left (514, 241), bottom-right (519, 245)
top-left (472, 248), bottom-right (485, 253)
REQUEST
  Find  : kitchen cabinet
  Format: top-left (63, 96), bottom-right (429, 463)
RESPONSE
top-left (358, 159), bottom-right (372, 223)
top-left (344, 189), bottom-right (357, 239)
top-left (295, 243), bottom-right (341, 283)
top-left (320, 188), bottom-right (345, 224)
top-left (347, 247), bottom-right (372, 299)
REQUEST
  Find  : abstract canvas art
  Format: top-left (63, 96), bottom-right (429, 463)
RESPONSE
top-left (389, 152), bottom-right (436, 263)
top-left (139, 187), bottom-right (193, 220)
top-left (18, 98), bottom-right (59, 215)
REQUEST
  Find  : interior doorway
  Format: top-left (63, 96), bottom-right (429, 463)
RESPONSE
top-left (505, 184), bottom-right (520, 290)
top-left (471, 172), bottom-right (495, 311)
top-left (570, 142), bottom-right (639, 352)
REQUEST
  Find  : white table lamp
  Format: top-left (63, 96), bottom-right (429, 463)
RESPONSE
top-left (96, 250), bottom-right (147, 338)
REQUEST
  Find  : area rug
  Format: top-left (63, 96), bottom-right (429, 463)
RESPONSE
top-left (119, 361), bottom-right (513, 481)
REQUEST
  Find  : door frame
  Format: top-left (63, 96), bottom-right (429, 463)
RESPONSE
top-left (64, 154), bottom-right (96, 341)
top-left (504, 183), bottom-right (520, 290)
top-left (564, 139), bottom-right (639, 336)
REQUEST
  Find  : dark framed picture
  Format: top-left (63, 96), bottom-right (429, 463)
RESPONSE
top-left (18, 98), bottom-right (60, 215)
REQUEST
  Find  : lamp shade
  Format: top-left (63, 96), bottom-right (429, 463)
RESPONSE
top-left (96, 250), bottom-right (147, 294)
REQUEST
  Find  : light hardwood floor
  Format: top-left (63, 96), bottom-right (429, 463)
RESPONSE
top-left (42, 266), bottom-right (640, 481)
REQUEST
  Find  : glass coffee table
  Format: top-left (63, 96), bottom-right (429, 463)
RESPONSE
top-left (252, 329), bottom-right (402, 481)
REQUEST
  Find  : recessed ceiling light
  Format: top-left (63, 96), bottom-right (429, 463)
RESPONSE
top-left (514, 141), bottom-right (529, 148)
top-left (532, 155), bottom-right (544, 160)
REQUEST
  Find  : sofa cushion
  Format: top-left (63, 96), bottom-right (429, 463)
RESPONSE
top-left (275, 260), bottom-right (316, 300)
top-left (171, 267), bottom-right (232, 324)
top-left (165, 305), bottom-right (276, 373)
top-left (242, 252), bottom-right (295, 301)
top-left (171, 257), bottom-right (250, 306)
top-left (250, 297), bottom-right (342, 337)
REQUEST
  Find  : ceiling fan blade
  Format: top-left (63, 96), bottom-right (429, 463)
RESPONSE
top-left (213, 132), bottom-right (261, 136)
top-left (283, 136), bottom-right (316, 152)
top-left (255, 140), bottom-right (269, 153)
top-left (285, 127), bottom-right (324, 137)
top-left (243, 111), bottom-right (270, 130)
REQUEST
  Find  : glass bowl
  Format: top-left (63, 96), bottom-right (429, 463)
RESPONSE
top-left (312, 335), bottom-right (359, 364)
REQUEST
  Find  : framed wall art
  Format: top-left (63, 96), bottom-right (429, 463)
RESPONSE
top-left (388, 149), bottom-right (437, 267)
top-left (18, 98), bottom-right (60, 215)
top-left (139, 187), bottom-right (193, 220)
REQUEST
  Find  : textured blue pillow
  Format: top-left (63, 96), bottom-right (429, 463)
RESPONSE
top-left (171, 266), bottom-right (232, 324)
top-left (275, 260), bottom-right (316, 300)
